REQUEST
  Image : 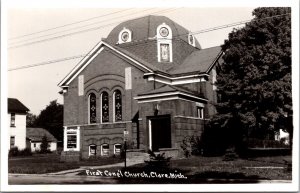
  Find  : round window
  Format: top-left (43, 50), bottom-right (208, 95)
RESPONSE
top-left (121, 31), bottom-right (129, 42)
top-left (159, 27), bottom-right (169, 37)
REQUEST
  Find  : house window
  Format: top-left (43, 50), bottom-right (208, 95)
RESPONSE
top-left (89, 144), bottom-right (97, 156)
top-left (10, 136), bottom-right (15, 148)
top-left (101, 144), bottom-right (109, 156)
top-left (197, 107), bottom-right (204, 119)
top-left (114, 90), bottom-right (122, 122)
top-left (101, 92), bottom-right (109, 123)
top-left (10, 113), bottom-right (15, 127)
top-left (89, 93), bottom-right (97, 124)
top-left (33, 143), bottom-right (36, 148)
top-left (114, 144), bottom-right (122, 155)
top-left (67, 134), bottom-right (77, 149)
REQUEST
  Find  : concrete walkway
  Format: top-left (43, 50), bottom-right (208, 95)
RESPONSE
top-left (46, 159), bottom-right (144, 176)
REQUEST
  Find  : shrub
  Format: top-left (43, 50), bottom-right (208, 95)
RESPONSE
top-left (247, 138), bottom-right (290, 148)
top-left (144, 150), bottom-right (172, 169)
top-left (180, 136), bottom-right (203, 157)
top-left (9, 147), bottom-right (32, 157)
top-left (40, 135), bottom-right (50, 153)
top-left (9, 147), bottom-right (19, 157)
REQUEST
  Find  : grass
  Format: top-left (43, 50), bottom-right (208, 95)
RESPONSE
top-left (78, 155), bottom-right (292, 183)
top-left (8, 153), bottom-right (123, 174)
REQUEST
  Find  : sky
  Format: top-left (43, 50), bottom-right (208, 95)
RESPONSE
top-left (7, 7), bottom-right (257, 115)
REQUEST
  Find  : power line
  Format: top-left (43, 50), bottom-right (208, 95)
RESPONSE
top-left (8, 54), bottom-right (89, 71)
top-left (8, 12), bottom-right (290, 72)
top-left (8, 9), bottom-right (133, 41)
top-left (8, 8), bottom-right (180, 49)
top-left (9, 8), bottom-right (157, 45)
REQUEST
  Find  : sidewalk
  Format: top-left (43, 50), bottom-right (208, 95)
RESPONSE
top-left (46, 159), bottom-right (144, 176)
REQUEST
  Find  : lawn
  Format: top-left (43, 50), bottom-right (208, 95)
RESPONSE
top-left (78, 155), bottom-right (292, 183)
top-left (8, 153), bottom-right (123, 174)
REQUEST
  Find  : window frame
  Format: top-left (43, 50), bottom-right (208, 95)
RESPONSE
top-left (88, 93), bottom-right (97, 124)
top-left (101, 143), bottom-right (109, 156)
top-left (10, 113), bottom-right (15, 127)
top-left (101, 91), bottom-right (109, 123)
top-left (113, 90), bottom-right (122, 122)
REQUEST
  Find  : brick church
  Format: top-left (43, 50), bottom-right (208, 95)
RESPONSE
top-left (58, 15), bottom-right (223, 160)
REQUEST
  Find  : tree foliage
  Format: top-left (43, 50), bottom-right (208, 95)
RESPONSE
top-left (35, 100), bottom-right (63, 142)
top-left (211, 8), bottom-right (292, 147)
top-left (40, 135), bottom-right (50, 153)
top-left (26, 112), bottom-right (37, 127)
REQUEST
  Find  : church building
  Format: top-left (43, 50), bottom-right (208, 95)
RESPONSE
top-left (58, 15), bottom-right (223, 160)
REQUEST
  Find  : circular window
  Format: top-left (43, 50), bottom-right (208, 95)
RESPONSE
top-left (159, 27), bottom-right (169, 37)
top-left (121, 31), bottom-right (129, 42)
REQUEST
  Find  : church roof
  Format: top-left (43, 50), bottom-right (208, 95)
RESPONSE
top-left (168, 46), bottom-right (222, 75)
top-left (27, 127), bottom-right (57, 142)
top-left (105, 15), bottom-right (201, 48)
top-left (8, 98), bottom-right (29, 113)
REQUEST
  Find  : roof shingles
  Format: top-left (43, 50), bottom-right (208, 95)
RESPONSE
top-left (8, 98), bottom-right (29, 113)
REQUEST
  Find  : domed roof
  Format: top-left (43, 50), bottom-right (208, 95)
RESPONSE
top-left (105, 15), bottom-right (201, 48)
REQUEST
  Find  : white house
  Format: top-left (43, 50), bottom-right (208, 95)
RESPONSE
top-left (26, 127), bottom-right (57, 152)
top-left (8, 98), bottom-right (29, 150)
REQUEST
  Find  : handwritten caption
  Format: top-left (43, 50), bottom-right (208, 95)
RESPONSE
top-left (85, 169), bottom-right (187, 179)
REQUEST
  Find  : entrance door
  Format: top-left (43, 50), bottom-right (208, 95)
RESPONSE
top-left (149, 115), bottom-right (171, 151)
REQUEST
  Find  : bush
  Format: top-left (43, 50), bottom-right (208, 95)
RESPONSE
top-left (9, 147), bottom-right (19, 157)
top-left (247, 138), bottom-right (290, 148)
top-left (144, 150), bottom-right (171, 169)
top-left (40, 135), bottom-right (50, 153)
top-left (180, 136), bottom-right (203, 157)
top-left (9, 147), bottom-right (32, 157)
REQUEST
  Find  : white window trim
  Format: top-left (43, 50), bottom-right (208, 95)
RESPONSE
top-left (114, 144), bottom-right (122, 155)
top-left (188, 33), bottom-right (196, 47)
top-left (101, 144), bottom-right (109, 156)
top-left (157, 23), bottom-right (173, 63)
top-left (118, 28), bottom-right (132, 44)
top-left (64, 126), bottom-right (80, 151)
top-left (197, 106), bottom-right (204, 119)
top-left (89, 144), bottom-right (97, 156)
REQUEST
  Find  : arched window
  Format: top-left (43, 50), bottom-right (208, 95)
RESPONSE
top-left (114, 90), bottom-right (122, 122)
top-left (89, 144), bottom-right (97, 156)
top-left (114, 144), bottom-right (122, 155)
top-left (101, 143), bottom-right (109, 156)
top-left (101, 91), bottom-right (109, 123)
top-left (89, 93), bottom-right (97, 124)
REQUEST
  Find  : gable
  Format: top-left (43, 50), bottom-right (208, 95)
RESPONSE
top-left (58, 41), bottom-right (154, 87)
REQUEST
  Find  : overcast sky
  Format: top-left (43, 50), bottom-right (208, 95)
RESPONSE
top-left (7, 7), bottom-right (257, 115)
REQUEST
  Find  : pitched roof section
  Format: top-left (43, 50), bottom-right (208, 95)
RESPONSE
top-left (8, 98), bottom-right (29, 113)
top-left (168, 46), bottom-right (222, 75)
top-left (27, 127), bottom-right (57, 142)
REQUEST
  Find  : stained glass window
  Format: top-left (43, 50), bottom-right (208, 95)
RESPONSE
top-left (89, 93), bottom-right (96, 123)
top-left (102, 91), bottom-right (109, 122)
top-left (114, 90), bottom-right (122, 122)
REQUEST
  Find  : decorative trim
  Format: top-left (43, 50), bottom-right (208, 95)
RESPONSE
top-left (157, 23), bottom-right (173, 63)
top-left (63, 120), bottom-right (132, 127)
top-left (134, 91), bottom-right (208, 101)
top-left (146, 73), bottom-right (208, 85)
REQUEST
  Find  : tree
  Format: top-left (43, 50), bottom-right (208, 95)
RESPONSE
top-left (210, 7), bottom-right (292, 150)
top-left (40, 135), bottom-right (50, 153)
top-left (35, 100), bottom-right (63, 142)
top-left (26, 112), bottom-right (37, 127)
